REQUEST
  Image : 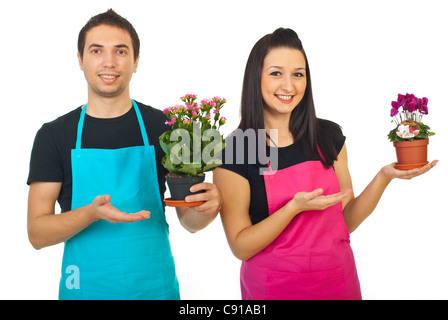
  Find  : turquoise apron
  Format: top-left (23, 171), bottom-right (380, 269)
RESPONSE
top-left (59, 100), bottom-right (180, 300)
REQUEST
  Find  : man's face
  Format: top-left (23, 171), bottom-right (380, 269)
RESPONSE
top-left (78, 25), bottom-right (139, 99)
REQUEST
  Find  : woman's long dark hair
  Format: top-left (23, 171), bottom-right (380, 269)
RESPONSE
top-left (239, 28), bottom-right (342, 168)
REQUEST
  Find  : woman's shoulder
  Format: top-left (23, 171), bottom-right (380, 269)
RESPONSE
top-left (317, 118), bottom-right (343, 136)
top-left (317, 118), bottom-right (346, 154)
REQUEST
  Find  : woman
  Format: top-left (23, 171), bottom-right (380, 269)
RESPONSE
top-left (213, 28), bottom-right (437, 300)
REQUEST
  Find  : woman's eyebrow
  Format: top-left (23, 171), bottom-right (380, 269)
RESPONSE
top-left (267, 65), bottom-right (306, 70)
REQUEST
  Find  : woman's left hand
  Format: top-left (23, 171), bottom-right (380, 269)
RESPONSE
top-left (381, 160), bottom-right (438, 181)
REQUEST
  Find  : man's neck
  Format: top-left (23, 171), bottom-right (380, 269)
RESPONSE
top-left (85, 93), bottom-right (133, 118)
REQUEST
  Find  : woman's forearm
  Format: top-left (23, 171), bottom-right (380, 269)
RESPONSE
top-left (343, 168), bottom-right (392, 233)
top-left (226, 189), bottom-right (352, 261)
top-left (226, 202), bottom-right (298, 261)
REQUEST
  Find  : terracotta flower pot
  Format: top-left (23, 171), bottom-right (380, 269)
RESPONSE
top-left (393, 139), bottom-right (429, 170)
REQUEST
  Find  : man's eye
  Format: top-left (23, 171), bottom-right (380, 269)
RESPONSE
top-left (117, 50), bottom-right (127, 55)
top-left (91, 49), bottom-right (101, 54)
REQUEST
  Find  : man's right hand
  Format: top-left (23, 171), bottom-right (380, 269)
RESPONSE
top-left (28, 182), bottom-right (150, 249)
top-left (89, 195), bottom-right (151, 223)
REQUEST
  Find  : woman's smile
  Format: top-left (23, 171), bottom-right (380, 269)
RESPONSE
top-left (275, 94), bottom-right (295, 103)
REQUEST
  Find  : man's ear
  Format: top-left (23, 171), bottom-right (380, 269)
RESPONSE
top-left (133, 55), bottom-right (140, 73)
top-left (77, 52), bottom-right (84, 71)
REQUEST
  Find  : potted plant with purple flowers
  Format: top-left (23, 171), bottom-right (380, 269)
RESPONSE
top-left (159, 94), bottom-right (227, 206)
top-left (387, 93), bottom-right (435, 170)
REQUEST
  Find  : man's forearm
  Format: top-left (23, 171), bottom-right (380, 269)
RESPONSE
top-left (28, 205), bottom-right (97, 250)
top-left (176, 206), bottom-right (218, 233)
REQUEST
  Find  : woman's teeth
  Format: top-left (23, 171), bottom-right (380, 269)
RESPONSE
top-left (276, 95), bottom-right (293, 100)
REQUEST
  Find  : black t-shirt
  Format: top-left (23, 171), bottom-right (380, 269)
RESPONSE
top-left (219, 122), bottom-right (345, 225)
top-left (27, 101), bottom-right (169, 213)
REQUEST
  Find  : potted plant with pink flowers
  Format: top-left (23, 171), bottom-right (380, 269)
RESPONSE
top-left (159, 94), bottom-right (227, 206)
top-left (387, 93), bottom-right (435, 170)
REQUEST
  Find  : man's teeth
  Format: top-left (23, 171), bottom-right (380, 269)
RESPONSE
top-left (101, 75), bottom-right (118, 79)
top-left (277, 95), bottom-right (293, 100)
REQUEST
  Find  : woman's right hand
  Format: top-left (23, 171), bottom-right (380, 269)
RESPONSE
top-left (287, 188), bottom-right (353, 214)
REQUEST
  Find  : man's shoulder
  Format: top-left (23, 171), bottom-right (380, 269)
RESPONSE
top-left (134, 100), bottom-right (169, 133)
top-left (42, 107), bottom-right (82, 133)
top-left (134, 100), bottom-right (164, 118)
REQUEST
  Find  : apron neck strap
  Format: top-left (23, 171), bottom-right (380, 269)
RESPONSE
top-left (132, 100), bottom-right (150, 147)
top-left (75, 100), bottom-right (150, 149)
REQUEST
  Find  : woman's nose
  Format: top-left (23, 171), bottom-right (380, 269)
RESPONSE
top-left (281, 76), bottom-right (293, 91)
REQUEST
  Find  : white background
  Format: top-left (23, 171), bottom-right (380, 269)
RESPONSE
top-left (1, 0), bottom-right (447, 300)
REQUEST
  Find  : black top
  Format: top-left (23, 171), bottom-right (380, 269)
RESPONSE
top-left (219, 123), bottom-right (345, 225)
top-left (27, 101), bottom-right (169, 213)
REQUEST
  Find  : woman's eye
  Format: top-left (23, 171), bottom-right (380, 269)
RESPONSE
top-left (270, 71), bottom-right (281, 76)
top-left (294, 72), bottom-right (304, 77)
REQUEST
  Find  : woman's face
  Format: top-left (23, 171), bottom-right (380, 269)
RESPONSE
top-left (260, 47), bottom-right (307, 117)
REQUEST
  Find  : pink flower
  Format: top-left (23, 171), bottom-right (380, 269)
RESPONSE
top-left (192, 111), bottom-right (197, 116)
top-left (219, 116), bottom-right (227, 125)
top-left (206, 114), bottom-right (211, 119)
top-left (213, 108), bottom-right (219, 114)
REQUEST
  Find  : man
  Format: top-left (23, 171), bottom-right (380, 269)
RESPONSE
top-left (27, 9), bottom-right (221, 300)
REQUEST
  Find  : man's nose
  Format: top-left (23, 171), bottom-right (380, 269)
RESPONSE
top-left (102, 51), bottom-right (116, 68)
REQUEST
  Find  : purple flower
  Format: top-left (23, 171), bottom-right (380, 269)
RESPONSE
top-left (391, 101), bottom-right (400, 109)
top-left (407, 100), bottom-right (416, 113)
top-left (397, 94), bottom-right (406, 106)
top-left (390, 108), bottom-right (398, 117)
top-left (418, 97), bottom-right (429, 114)
top-left (403, 93), bottom-right (417, 112)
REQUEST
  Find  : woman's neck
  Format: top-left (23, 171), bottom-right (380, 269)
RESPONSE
top-left (264, 112), bottom-right (294, 147)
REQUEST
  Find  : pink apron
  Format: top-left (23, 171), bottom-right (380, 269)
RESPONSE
top-left (240, 160), bottom-right (361, 300)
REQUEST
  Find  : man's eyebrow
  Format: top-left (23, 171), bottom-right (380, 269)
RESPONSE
top-left (87, 43), bottom-right (104, 49)
top-left (87, 44), bottom-right (130, 49)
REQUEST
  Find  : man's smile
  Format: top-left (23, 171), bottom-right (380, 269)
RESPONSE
top-left (98, 73), bottom-right (120, 83)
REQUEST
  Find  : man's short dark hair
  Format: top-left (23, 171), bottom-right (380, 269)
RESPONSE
top-left (78, 9), bottom-right (140, 61)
